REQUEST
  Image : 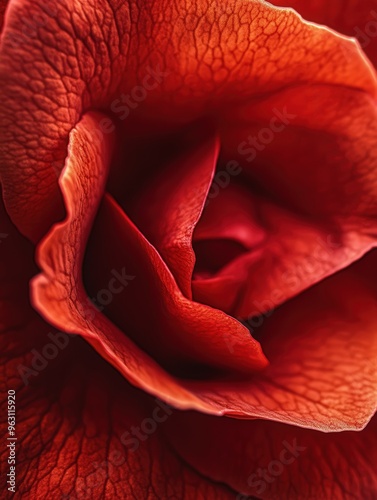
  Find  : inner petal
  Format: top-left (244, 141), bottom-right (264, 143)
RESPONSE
top-left (122, 122), bottom-right (220, 299)
top-left (193, 238), bottom-right (249, 279)
top-left (192, 181), bottom-right (267, 280)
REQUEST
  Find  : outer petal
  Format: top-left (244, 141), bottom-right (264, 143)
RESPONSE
top-left (0, 300), bottom-right (233, 497)
top-left (0, 169), bottom-right (231, 500)
top-left (271, 0), bottom-right (377, 66)
top-left (187, 252), bottom-right (377, 430)
top-left (1, 0), bottom-right (376, 240)
top-left (165, 410), bottom-right (377, 499)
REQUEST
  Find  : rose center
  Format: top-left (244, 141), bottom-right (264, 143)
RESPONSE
top-left (192, 238), bottom-right (249, 279)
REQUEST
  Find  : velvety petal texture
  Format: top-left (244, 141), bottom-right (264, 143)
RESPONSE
top-left (1, 0), bottom-right (376, 240)
top-left (187, 254), bottom-right (377, 430)
top-left (32, 112), bottom-right (267, 401)
top-left (2, 0), bottom-right (377, 498)
top-left (217, 86), bottom-right (377, 317)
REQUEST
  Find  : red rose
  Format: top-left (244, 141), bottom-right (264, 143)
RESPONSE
top-left (1, 0), bottom-right (377, 498)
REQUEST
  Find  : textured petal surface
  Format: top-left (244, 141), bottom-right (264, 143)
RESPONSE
top-left (0, 205), bottom-right (233, 498)
top-left (271, 0), bottom-right (377, 66)
top-left (30, 112), bottom-right (219, 409)
top-left (1, 333), bottom-right (235, 499)
top-left (166, 409), bottom-right (377, 499)
top-left (186, 252), bottom-right (377, 430)
top-left (192, 184), bottom-right (377, 317)
top-left (84, 194), bottom-right (266, 376)
top-left (1, 0), bottom-right (376, 240)
top-left (2, 0), bottom-right (377, 497)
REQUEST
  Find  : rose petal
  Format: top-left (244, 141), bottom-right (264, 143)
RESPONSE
top-left (271, 0), bottom-right (377, 66)
top-left (31, 112), bottom-right (266, 403)
top-left (193, 183), bottom-right (266, 249)
top-left (214, 84), bottom-right (377, 316)
top-left (186, 252), bottom-right (377, 430)
top-left (1, 0), bottom-right (376, 240)
top-left (1, 333), bottom-right (235, 499)
top-left (192, 182), bottom-right (267, 310)
top-left (165, 409), bottom-right (377, 499)
top-left (193, 188), bottom-right (376, 317)
top-left (127, 125), bottom-right (219, 299)
top-left (0, 296), bottom-right (233, 498)
top-left (84, 193), bottom-right (267, 376)
top-left (32, 114), bottom-right (377, 430)
top-left (0, 0), bottom-right (8, 32)
top-left (0, 180), bottom-right (232, 498)
top-left (30, 112), bottom-right (212, 409)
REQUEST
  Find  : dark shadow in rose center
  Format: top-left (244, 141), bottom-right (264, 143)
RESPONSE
top-left (192, 238), bottom-right (249, 279)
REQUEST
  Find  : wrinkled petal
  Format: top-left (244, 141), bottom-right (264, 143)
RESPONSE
top-left (165, 409), bottom-right (377, 499)
top-left (1, 0), bottom-right (376, 240)
top-left (0, 297), bottom-right (233, 498)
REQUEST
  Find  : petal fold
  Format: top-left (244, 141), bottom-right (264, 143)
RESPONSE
top-left (31, 112), bottom-right (266, 411)
top-left (128, 126), bottom-right (219, 299)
